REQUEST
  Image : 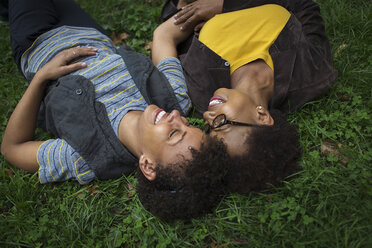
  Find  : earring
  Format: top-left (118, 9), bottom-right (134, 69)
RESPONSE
top-left (257, 105), bottom-right (263, 110)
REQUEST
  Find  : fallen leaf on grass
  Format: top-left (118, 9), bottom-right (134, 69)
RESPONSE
top-left (76, 192), bottom-right (85, 198)
top-left (334, 44), bottom-right (348, 58)
top-left (207, 242), bottom-right (230, 248)
top-left (144, 41), bottom-right (152, 51)
top-left (110, 32), bottom-right (129, 45)
top-left (320, 139), bottom-right (349, 165)
top-left (4, 168), bottom-right (14, 177)
top-left (127, 183), bottom-right (134, 191)
top-left (86, 184), bottom-right (102, 196)
top-left (231, 238), bottom-right (249, 244)
top-left (126, 183), bottom-right (134, 198)
top-left (338, 95), bottom-right (350, 102)
top-left (217, 243), bottom-right (229, 248)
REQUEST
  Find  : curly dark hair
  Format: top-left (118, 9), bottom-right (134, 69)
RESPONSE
top-left (226, 109), bottom-right (302, 194)
top-left (136, 136), bottom-right (230, 222)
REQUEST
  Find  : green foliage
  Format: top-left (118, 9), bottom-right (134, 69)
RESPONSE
top-left (1, 0), bottom-right (371, 247)
top-left (76, 0), bottom-right (163, 54)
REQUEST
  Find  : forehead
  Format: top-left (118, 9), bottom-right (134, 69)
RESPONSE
top-left (210, 126), bottom-right (251, 156)
top-left (161, 129), bottom-right (205, 164)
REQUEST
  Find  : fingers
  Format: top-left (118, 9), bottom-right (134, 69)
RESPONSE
top-left (174, 9), bottom-right (200, 31)
top-left (174, 5), bottom-right (194, 25)
top-left (67, 46), bottom-right (98, 61)
top-left (59, 46), bottom-right (96, 74)
top-left (60, 61), bottom-right (88, 75)
top-left (173, 3), bottom-right (205, 31)
top-left (38, 46), bottom-right (97, 81)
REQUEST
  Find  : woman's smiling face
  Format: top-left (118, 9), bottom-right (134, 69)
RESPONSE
top-left (203, 88), bottom-right (255, 155)
top-left (203, 88), bottom-right (273, 156)
top-left (138, 105), bottom-right (205, 166)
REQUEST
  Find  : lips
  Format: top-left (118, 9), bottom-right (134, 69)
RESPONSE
top-left (154, 108), bottom-right (167, 124)
top-left (209, 96), bottom-right (226, 107)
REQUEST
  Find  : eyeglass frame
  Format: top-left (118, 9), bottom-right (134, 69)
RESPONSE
top-left (204, 113), bottom-right (263, 134)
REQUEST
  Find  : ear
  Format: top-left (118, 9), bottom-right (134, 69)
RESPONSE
top-left (139, 155), bottom-right (156, 181)
top-left (256, 106), bottom-right (274, 126)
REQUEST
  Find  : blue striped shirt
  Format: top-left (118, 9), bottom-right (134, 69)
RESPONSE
top-left (21, 26), bottom-right (191, 184)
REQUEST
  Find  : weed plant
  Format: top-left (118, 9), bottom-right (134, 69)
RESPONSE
top-left (0, 0), bottom-right (371, 247)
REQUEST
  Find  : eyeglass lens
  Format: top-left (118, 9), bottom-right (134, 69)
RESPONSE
top-left (213, 114), bottom-right (227, 128)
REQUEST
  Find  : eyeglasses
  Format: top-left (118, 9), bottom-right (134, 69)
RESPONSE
top-left (204, 114), bottom-right (260, 134)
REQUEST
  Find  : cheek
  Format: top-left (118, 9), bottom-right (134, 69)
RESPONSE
top-left (225, 129), bottom-right (250, 156)
top-left (220, 97), bottom-right (245, 115)
top-left (225, 139), bottom-right (247, 156)
top-left (143, 125), bottom-right (168, 145)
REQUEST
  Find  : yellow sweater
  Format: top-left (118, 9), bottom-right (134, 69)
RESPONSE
top-left (199, 4), bottom-right (290, 74)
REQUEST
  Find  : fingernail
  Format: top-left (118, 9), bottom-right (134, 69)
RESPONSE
top-left (81, 62), bottom-right (87, 66)
top-left (174, 14), bottom-right (178, 18)
top-left (180, 27), bottom-right (183, 30)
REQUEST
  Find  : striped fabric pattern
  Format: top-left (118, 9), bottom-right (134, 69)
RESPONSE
top-left (20, 26), bottom-right (190, 184)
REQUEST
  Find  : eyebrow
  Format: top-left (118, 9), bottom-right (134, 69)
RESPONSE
top-left (174, 131), bottom-right (187, 146)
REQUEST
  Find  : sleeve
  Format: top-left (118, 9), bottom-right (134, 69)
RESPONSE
top-left (37, 139), bottom-right (96, 184)
top-left (157, 57), bottom-right (192, 115)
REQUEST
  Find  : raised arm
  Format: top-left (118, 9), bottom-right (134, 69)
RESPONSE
top-left (151, 14), bottom-right (194, 66)
top-left (1, 46), bottom-right (97, 173)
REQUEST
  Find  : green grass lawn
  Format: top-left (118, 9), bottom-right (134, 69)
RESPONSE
top-left (1, 0), bottom-right (371, 247)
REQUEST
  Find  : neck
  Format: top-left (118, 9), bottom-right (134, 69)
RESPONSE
top-left (118, 110), bottom-right (143, 158)
top-left (231, 60), bottom-right (274, 109)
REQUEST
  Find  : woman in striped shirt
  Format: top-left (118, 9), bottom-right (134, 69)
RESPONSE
top-left (1, 0), bottom-right (229, 221)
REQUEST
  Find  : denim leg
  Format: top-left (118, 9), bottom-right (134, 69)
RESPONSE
top-left (9, 0), bottom-right (59, 68)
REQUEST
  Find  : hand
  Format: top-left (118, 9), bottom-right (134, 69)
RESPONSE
top-left (173, 0), bottom-right (223, 31)
top-left (36, 46), bottom-right (98, 82)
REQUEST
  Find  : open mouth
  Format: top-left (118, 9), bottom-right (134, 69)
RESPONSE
top-left (209, 96), bottom-right (226, 107)
top-left (154, 109), bottom-right (167, 124)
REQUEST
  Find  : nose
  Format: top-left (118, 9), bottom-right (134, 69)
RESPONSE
top-left (167, 110), bottom-right (191, 128)
top-left (203, 111), bottom-right (215, 124)
top-left (167, 110), bottom-right (181, 123)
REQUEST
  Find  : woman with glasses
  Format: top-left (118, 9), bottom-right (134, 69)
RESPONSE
top-left (158, 0), bottom-right (337, 193)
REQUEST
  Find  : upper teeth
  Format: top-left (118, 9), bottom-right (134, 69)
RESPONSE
top-left (209, 99), bottom-right (223, 106)
top-left (155, 110), bottom-right (166, 124)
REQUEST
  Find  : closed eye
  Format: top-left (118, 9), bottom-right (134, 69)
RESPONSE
top-left (168, 129), bottom-right (179, 139)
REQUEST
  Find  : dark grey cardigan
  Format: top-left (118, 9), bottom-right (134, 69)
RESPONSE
top-left (34, 45), bottom-right (184, 179)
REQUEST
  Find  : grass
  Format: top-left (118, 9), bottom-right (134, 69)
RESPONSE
top-left (0, 0), bottom-right (371, 247)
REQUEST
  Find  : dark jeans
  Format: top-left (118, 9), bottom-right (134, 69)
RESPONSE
top-left (8, 0), bottom-right (107, 71)
top-left (0, 0), bottom-right (8, 21)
